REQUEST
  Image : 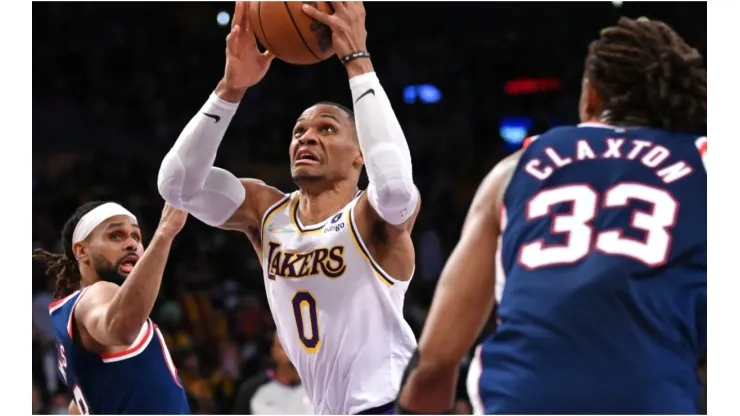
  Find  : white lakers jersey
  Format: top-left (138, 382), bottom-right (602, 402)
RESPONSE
top-left (260, 191), bottom-right (417, 415)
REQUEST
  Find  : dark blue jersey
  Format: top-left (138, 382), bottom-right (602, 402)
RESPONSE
top-left (49, 287), bottom-right (190, 414)
top-left (471, 122), bottom-right (707, 414)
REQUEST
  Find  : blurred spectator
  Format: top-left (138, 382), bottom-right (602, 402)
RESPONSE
top-left (32, 384), bottom-right (46, 415)
top-left (232, 333), bottom-right (311, 414)
top-left (159, 300), bottom-right (195, 352)
top-left (210, 342), bottom-right (246, 414)
top-left (48, 392), bottom-right (72, 415)
top-left (178, 349), bottom-right (216, 414)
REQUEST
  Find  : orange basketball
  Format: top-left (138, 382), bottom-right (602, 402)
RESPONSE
top-left (249, 2), bottom-right (335, 65)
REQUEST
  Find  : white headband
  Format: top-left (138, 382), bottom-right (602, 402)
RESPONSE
top-left (72, 203), bottom-right (138, 244)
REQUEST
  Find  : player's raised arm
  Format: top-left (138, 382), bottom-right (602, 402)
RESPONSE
top-left (395, 154), bottom-right (520, 414)
top-left (157, 1), bottom-right (282, 231)
top-left (74, 205), bottom-right (187, 346)
top-left (303, 2), bottom-right (420, 232)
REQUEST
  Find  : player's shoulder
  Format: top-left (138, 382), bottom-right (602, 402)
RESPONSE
top-left (240, 178), bottom-right (287, 204)
top-left (520, 124), bottom-right (589, 150)
top-left (48, 289), bottom-right (84, 316)
top-left (224, 178), bottom-right (288, 232)
top-left (70, 282), bottom-right (118, 314)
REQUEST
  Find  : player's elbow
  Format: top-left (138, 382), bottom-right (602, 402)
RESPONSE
top-left (157, 153), bottom-right (191, 207)
top-left (369, 170), bottom-right (418, 225)
top-left (374, 176), bottom-right (415, 207)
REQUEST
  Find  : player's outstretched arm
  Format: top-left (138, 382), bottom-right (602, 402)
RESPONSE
top-left (396, 155), bottom-right (519, 414)
top-left (74, 205), bottom-right (187, 347)
top-left (304, 2), bottom-right (421, 233)
top-left (157, 1), bottom-right (282, 231)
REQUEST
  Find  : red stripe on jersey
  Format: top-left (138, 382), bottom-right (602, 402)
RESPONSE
top-left (522, 135), bottom-right (539, 149)
top-left (696, 137), bottom-right (707, 156)
top-left (100, 321), bottom-right (153, 359)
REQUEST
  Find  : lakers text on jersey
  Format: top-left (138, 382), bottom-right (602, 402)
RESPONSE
top-left (260, 191), bottom-right (417, 415)
top-left (468, 122), bottom-right (707, 414)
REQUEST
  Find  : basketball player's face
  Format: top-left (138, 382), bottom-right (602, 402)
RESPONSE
top-left (290, 104), bottom-right (361, 184)
top-left (84, 216), bottom-right (144, 285)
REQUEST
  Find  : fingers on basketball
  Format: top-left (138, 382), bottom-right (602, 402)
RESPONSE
top-left (240, 1), bottom-right (252, 34)
top-left (232, 1), bottom-right (243, 29)
top-left (303, 5), bottom-right (336, 28)
top-left (329, 1), bottom-right (346, 14)
top-left (262, 50), bottom-right (275, 62)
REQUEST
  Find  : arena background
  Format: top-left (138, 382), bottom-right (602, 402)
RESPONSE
top-left (32, 1), bottom-right (707, 414)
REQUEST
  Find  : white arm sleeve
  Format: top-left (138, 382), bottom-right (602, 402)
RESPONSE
top-left (350, 72), bottom-right (418, 226)
top-left (157, 93), bottom-right (246, 227)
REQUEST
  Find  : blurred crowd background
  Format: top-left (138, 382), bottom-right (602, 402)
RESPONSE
top-left (32, 2), bottom-right (706, 414)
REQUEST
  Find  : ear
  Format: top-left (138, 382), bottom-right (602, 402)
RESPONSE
top-left (581, 76), bottom-right (604, 122)
top-left (353, 149), bottom-right (364, 169)
top-left (72, 241), bottom-right (90, 264)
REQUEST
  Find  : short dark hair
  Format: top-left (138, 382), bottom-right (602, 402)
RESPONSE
top-left (586, 17), bottom-right (706, 133)
top-left (32, 201), bottom-right (107, 298)
top-left (315, 101), bottom-right (355, 123)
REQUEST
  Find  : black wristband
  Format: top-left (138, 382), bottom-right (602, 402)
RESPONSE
top-left (341, 50), bottom-right (371, 65)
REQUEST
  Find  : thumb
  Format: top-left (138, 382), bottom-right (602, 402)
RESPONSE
top-left (262, 50), bottom-right (276, 63)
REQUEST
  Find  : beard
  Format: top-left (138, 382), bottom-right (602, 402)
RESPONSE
top-left (91, 253), bottom-right (134, 286)
top-left (291, 169), bottom-right (324, 184)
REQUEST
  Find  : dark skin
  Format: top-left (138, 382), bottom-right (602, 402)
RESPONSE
top-left (397, 67), bottom-right (608, 413)
top-left (65, 205), bottom-right (188, 414)
top-left (213, 1), bottom-right (420, 281)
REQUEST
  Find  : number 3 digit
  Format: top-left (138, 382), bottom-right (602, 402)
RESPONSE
top-left (519, 182), bottom-right (678, 269)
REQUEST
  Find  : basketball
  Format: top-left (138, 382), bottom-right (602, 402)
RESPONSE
top-left (249, 2), bottom-right (335, 65)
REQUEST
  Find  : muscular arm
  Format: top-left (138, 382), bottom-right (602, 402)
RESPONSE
top-left (347, 61), bottom-right (420, 233)
top-left (157, 82), bottom-right (283, 231)
top-left (74, 231), bottom-right (177, 346)
top-left (396, 153), bottom-right (520, 413)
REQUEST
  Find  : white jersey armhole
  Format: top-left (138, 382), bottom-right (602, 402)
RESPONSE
top-left (347, 194), bottom-right (411, 288)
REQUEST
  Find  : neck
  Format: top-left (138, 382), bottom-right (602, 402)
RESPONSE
top-left (297, 180), bottom-right (358, 225)
top-left (79, 265), bottom-right (100, 288)
top-left (274, 364), bottom-right (300, 384)
top-left (599, 110), bottom-right (647, 128)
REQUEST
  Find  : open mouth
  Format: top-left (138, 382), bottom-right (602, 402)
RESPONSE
top-left (118, 255), bottom-right (139, 274)
top-left (294, 148), bottom-right (321, 166)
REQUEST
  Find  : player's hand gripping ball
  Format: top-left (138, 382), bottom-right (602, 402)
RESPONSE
top-left (249, 1), bottom-right (335, 65)
top-left (301, 1), bottom-right (368, 61)
top-left (223, 1), bottom-right (276, 90)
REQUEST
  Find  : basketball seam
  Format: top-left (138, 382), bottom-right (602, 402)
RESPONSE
top-left (283, 1), bottom-right (321, 61)
top-left (257, 2), bottom-right (279, 57)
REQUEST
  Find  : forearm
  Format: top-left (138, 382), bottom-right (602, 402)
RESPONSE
top-left (157, 82), bottom-right (246, 226)
top-left (349, 67), bottom-right (417, 225)
top-left (104, 232), bottom-right (175, 340)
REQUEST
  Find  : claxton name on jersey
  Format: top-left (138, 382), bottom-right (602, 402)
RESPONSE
top-left (265, 241), bottom-right (348, 280)
top-left (525, 138), bottom-right (695, 184)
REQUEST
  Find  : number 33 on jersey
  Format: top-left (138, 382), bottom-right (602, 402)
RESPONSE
top-left (506, 125), bottom-right (706, 278)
